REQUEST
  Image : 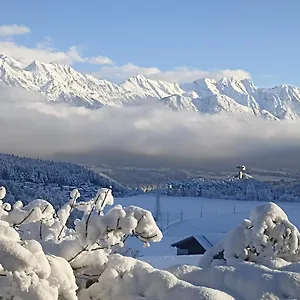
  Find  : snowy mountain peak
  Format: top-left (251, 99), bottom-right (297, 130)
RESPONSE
top-left (24, 60), bottom-right (73, 74)
top-left (121, 74), bottom-right (184, 99)
top-left (181, 77), bottom-right (219, 97)
top-left (191, 77), bottom-right (217, 87)
top-left (217, 77), bottom-right (251, 94)
top-left (127, 74), bottom-right (148, 82)
top-left (24, 60), bottom-right (47, 69)
top-left (1, 54), bottom-right (300, 120)
top-left (0, 54), bottom-right (24, 69)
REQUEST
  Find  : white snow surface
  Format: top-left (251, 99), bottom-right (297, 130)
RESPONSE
top-left (1, 54), bottom-right (300, 119)
top-left (78, 254), bottom-right (233, 300)
top-left (140, 255), bottom-right (202, 269)
top-left (115, 194), bottom-right (300, 258)
top-left (0, 186), bottom-right (300, 299)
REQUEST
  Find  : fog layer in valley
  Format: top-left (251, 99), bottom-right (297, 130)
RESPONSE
top-left (1, 86), bottom-right (300, 171)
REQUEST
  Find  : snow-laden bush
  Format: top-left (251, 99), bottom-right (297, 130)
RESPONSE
top-left (200, 202), bottom-right (300, 267)
top-left (165, 202), bottom-right (300, 299)
top-left (78, 254), bottom-right (233, 300)
top-left (0, 186), bottom-right (232, 300)
top-left (0, 186), bottom-right (164, 299)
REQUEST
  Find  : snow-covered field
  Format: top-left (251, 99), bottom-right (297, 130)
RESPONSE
top-left (115, 194), bottom-right (300, 261)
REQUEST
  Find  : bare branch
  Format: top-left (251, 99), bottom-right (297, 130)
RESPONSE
top-left (85, 207), bottom-right (95, 239)
top-left (68, 245), bottom-right (89, 263)
top-left (39, 205), bottom-right (49, 240)
top-left (85, 189), bottom-right (110, 238)
top-left (57, 193), bottom-right (80, 241)
top-left (13, 208), bottom-right (35, 227)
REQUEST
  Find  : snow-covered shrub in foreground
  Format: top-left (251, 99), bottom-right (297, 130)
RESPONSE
top-left (200, 202), bottom-right (300, 267)
top-left (78, 254), bottom-right (233, 300)
top-left (0, 186), bottom-right (164, 299)
top-left (165, 202), bottom-right (300, 299)
top-left (1, 185), bottom-right (300, 300)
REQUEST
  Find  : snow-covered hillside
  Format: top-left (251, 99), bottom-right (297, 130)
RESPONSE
top-left (1, 54), bottom-right (300, 119)
top-left (0, 153), bottom-right (129, 206)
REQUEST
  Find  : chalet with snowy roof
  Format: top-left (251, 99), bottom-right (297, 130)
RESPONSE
top-left (171, 233), bottom-right (223, 255)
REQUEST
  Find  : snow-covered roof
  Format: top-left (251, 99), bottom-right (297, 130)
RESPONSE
top-left (196, 233), bottom-right (225, 248)
top-left (193, 236), bottom-right (213, 250)
top-left (202, 233), bottom-right (224, 245)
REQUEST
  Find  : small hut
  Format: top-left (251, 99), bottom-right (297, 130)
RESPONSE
top-left (171, 234), bottom-right (223, 255)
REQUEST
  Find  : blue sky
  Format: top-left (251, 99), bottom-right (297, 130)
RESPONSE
top-left (0, 0), bottom-right (299, 86)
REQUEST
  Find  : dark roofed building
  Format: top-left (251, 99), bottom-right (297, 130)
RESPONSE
top-left (171, 233), bottom-right (223, 255)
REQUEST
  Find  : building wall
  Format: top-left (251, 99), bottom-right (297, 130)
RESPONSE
top-left (175, 237), bottom-right (207, 255)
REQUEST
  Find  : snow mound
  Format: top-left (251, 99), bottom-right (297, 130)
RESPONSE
top-left (78, 254), bottom-right (233, 300)
top-left (169, 261), bottom-right (300, 300)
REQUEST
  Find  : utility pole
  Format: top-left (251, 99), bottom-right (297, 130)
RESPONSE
top-left (167, 213), bottom-right (169, 229)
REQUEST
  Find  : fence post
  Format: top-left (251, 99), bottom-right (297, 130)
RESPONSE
top-left (233, 200), bottom-right (236, 214)
top-left (201, 203), bottom-right (203, 217)
top-left (167, 213), bottom-right (169, 229)
top-left (180, 209), bottom-right (183, 221)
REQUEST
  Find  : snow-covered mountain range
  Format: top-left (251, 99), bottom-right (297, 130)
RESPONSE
top-left (1, 54), bottom-right (300, 120)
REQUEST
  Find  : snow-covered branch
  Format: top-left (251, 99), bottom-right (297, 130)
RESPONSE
top-left (0, 186), bottom-right (163, 299)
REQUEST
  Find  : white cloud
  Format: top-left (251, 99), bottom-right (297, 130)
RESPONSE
top-left (88, 55), bottom-right (114, 65)
top-left (36, 36), bottom-right (54, 50)
top-left (93, 63), bottom-right (161, 82)
top-left (149, 67), bottom-right (251, 83)
top-left (0, 25), bottom-right (250, 83)
top-left (0, 41), bottom-right (85, 65)
top-left (0, 24), bottom-right (31, 37)
top-left (1, 87), bottom-right (300, 170)
top-left (0, 36), bottom-right (114, 67)
top-left (93, 63), bottom-right (251, 83)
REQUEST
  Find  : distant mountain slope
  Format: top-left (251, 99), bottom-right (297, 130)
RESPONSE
top-left (0, 153), bottom-right (128, 205)
top-left (1, 54), bottom-right (300, 119)
top-left (158, 94), bottom-right (198, 111)
top-left (121, 74), bottom-right (184, 99)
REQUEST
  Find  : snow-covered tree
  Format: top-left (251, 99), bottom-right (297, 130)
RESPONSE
top-left (0, 186), bottom-right (163, 299)
top-left (199, 202), bottom-right (300, 267)
top-left (161, 178), bottom-right (300, 203)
